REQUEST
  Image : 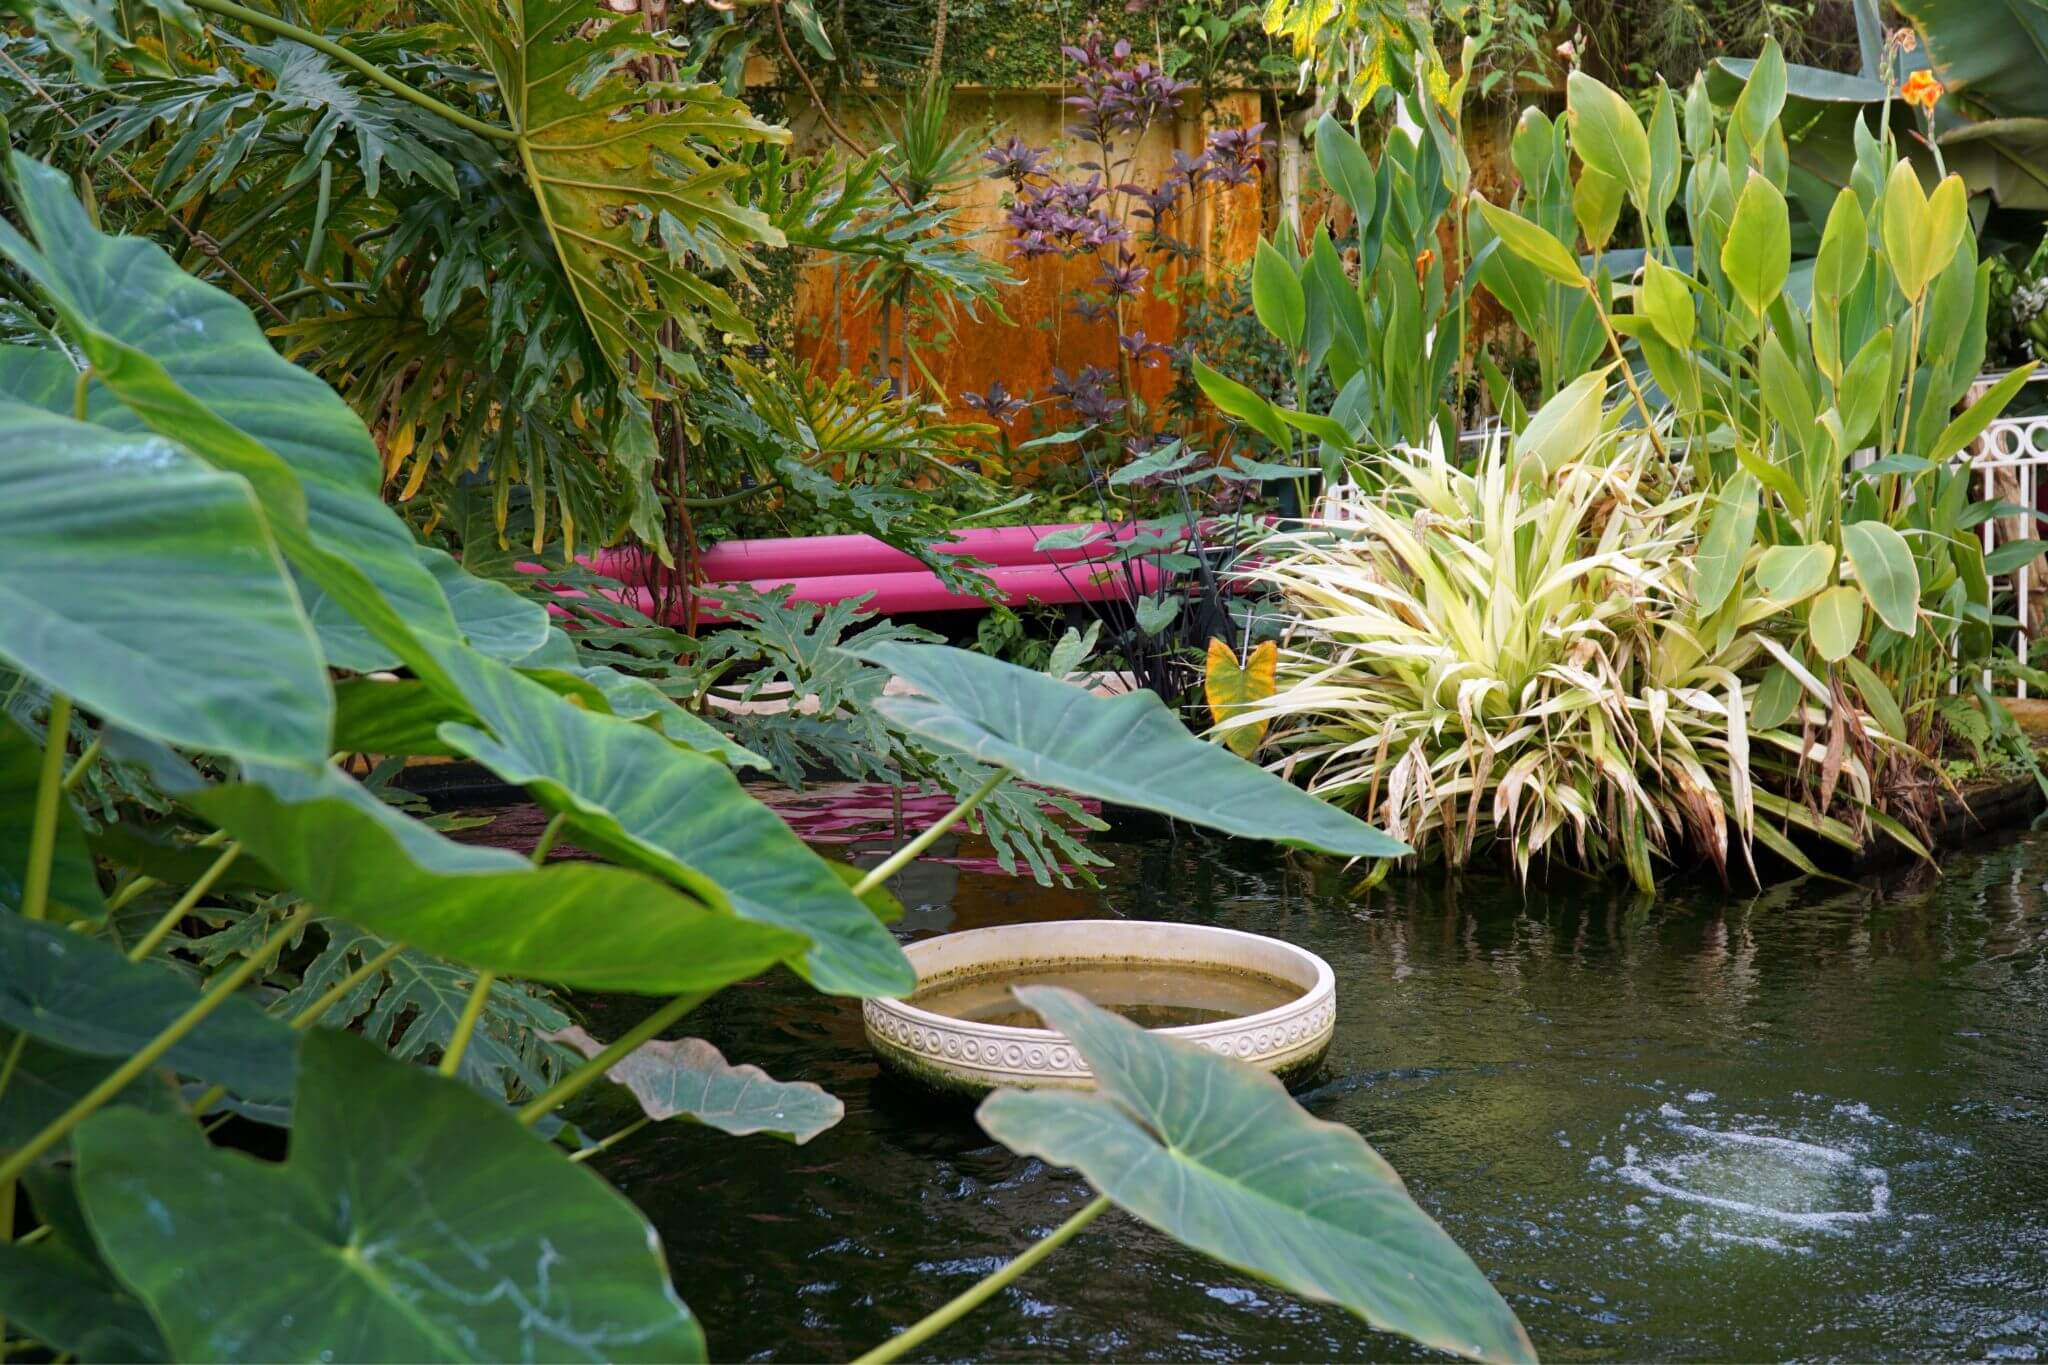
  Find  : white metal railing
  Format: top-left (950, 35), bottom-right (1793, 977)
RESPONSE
top-left (1968, 370), bottom-right (2048, 697)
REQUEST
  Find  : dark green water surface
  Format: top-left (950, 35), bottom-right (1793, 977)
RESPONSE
top-left (580, 825), bottom-right (2048, 1362)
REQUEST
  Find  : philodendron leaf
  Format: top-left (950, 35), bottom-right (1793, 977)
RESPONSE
top-left (433, 649), bottom-right (913, 997)
top-left (0, 719), bottom-right (101, 920)
top-left (848, 643), bottom-right (1409, 858)
top-left (188, 762), bottom-right (804, 994)
top-left (1841, 520), bottom-right (1920, 634)
top-left (0, 403), bottom-right (330, 767)
top-left (0, 910), bottom-right (297, 1100)
top-left (0, 154), bottom-right (460, 683)
top-left (545, 1025), bottom-right (843, 1143)
top-left (978, 987), bottom-right (1534, 1365)
top-left (435, 0), bottom-right (788, 371)
top-left (73, 1029), bottom-right (706, 1363)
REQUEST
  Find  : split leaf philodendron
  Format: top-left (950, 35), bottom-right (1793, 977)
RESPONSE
top-left (0, 154), bottom-right (1515, 1365)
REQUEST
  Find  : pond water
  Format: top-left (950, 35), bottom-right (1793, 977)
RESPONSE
top-left (908, 959), bottom-right (1303, 1030)
top-left (576, 821), bottom-right (2048, 1362)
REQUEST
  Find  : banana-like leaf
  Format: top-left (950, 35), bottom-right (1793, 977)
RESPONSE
top-left (0, 153), bottom-right (460, 682)
top-left (545, 1025), bottom-right (843, 1143)
top-left (978, 987), bottom-right (1534, 1365)
top-left (0, 911), bottom-right (297, 1100)
top-left (432, 648), bottom-right (914, 997)
top-left (848, 643), bottom-right (1409, 858)
top-left (187, 762), bottom-right (804, 994)
top-left (0, 402), bottom-right (330, 767)
top-left (73, 1029), bottom-right (706, 1362)
top-left (438, 0), bottom-right (789, 380)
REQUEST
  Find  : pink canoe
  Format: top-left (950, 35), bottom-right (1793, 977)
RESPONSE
top-left (529, 522), bottom-right (1180, 625)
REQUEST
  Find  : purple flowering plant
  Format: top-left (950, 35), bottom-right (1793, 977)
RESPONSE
top-left (967, 28), bottom-right (1264, 473)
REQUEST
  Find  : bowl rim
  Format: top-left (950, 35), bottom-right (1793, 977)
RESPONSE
top-left (868, 918), bottom-right (1336, 1043)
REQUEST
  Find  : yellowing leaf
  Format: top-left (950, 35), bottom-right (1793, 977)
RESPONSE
top-left (1205, 638), bottom-right (1277, 758)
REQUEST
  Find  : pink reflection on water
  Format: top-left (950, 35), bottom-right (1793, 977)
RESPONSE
top-left (752, 781), bottom-right (1100, 878)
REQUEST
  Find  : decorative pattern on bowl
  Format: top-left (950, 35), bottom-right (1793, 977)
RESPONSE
top-left (863, 920), bottom-right (1336, 1093)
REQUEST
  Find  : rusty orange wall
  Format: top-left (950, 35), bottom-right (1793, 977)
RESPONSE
top-left (780, 87), bottom-right (1268, 457)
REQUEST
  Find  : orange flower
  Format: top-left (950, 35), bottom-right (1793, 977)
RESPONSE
top-left (1414, 247), bottom-right (1436, 287)
top-left (1902, 69), bottom-right (1944, 114)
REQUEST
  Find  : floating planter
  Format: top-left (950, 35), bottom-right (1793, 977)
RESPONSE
top-left (864, 920), bottom-right (1335, 1096)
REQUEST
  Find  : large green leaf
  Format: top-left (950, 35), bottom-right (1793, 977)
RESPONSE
top-left (0, 1030), bottom-right (181, 1151)
top-left (1568, 71), bottom-right (1651, 202)
top-left (0, 154), bottom-right (464, 689)
top-left (0, 403), bottom-right (330, 766)
top-left (1252, 239), bottom-right (1307, 351)
top-left (0, 719), bottom-right (102, 920)
top-left (1810, 584), bottom-right (1866, 662)
top-left (1842, 519), bottom-right (1921, 634)
top-left (1721, 174), bottom-right (1791, 316)
top-left (436, 0), bottom-right (788, 377)
top-left (1899, 0), bottom-right (2048, 120)
top-left (1695, 474), bottom-right (1761, 615)
top-left (978, 987), bottom-right (1533, 1364)
top-left (0, 910), bottom-right (297, 1099)
top-left (546, 1024), bottom-right (843, 1143)
top-left (432, 648), bottom-right (913, 996)
top-left (1473, 199), bottom-right (1585, 288)
top-left (848, 643), bottom-right (1409, 858)
top-left (73, 1029), bottom-right (705, 1362)
top-left (187, 762), bottom-right (803, 994)
top-left (0, 1233), bottom-right (167, 1364)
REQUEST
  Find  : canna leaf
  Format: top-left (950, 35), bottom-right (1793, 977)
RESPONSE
top-left (1252, 238), bottom-right (1307, 351)
top-left (1695, 474), bottom-right (1762, 615)
top-left (1568, 71), bottom-right (1652, 203)
top-left (1841, 519), bottom-right (1920, 634)
top-left (1721, 173), bottom-right (1791, 316)
top-left (1474, 198), bottom-right (1585, 287)
top-left (1809, 585), bottom-right (1865, 662)
top-left (1754, 543), bottom-right (1835, 605)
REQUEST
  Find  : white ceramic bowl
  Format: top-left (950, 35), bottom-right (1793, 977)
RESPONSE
top-left (863, 919), bottom-right (1336, 1095)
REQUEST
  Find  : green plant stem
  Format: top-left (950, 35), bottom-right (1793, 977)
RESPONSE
top-left (186, 0), bottom-right (517, 143)
top-left (517, 991), bottom-right (707, 1126)
top-left (21, 695), bottom-right (72, 922)
top-left (853, 769), bottom-right (1008, 897)
top-left (104, 827), bottom-right (230, 915)
top-left (0, 903), bottom-right (315, 1187)
top-left (442, 814), bottom-right (563, 1078)
top-left (61, 735), bottom-right (101, 790)
top-left (439, 969), bottom-right (497, 1078)
top-left (567, 1115), bottom-right (650, 1163)
top-left (1587, 289), bottom-right (1669, 461)
top-left (126, 843), bottom-right (241, 962)
top-left (853, 1194), bottom-right (1113, 1365)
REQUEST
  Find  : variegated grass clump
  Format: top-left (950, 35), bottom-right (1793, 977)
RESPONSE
top-left (1225, 426), bottom-right (1924, 890)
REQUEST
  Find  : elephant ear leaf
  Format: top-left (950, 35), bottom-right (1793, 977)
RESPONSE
top-left (978, 987), bottom-right (1536, 1365)
top-left (73, 1029), bottom-right (707, 1363)
top-left (0, 403), bottom-right (331, 768)
top-left (1204, 638), bottom-right (1277, 758)
top-left (848, 642), bottom-right (1408, 858)
top-left (438, 0), bottom-right (789, 378)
